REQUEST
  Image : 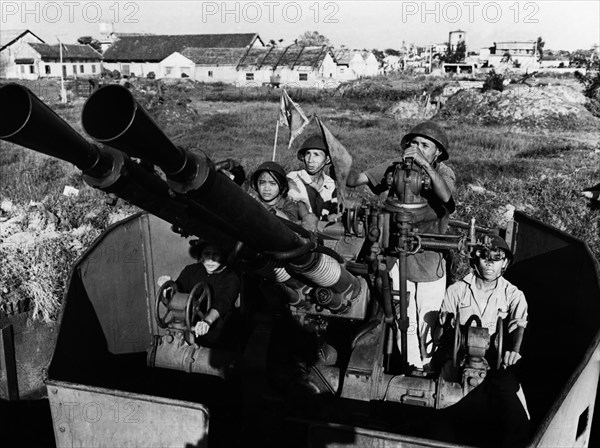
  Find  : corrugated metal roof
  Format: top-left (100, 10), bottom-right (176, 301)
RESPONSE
top-left (103, 33), bottom-right (260, 61)
top-left (29, 43), bottom-right (102, 60)
top-left (180, 47), bottom-right (247, 65)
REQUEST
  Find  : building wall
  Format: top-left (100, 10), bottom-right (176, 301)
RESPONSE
top-left (488, 54), bottom-right (539, 70)
top-left (102, 62), bottom-right (160, 78)
top-left (194, 65), bottom-right (239, 83)
top-left (0, 32), bottom-right (45, 78)
top-left (160, 53), bottom-right (195, 79)
top-left (349, 54), bottom-right (365, 77)
top-left (39, 61), bottom-right (101, 78)
top-left (362, 53), bottom-right (380, 76)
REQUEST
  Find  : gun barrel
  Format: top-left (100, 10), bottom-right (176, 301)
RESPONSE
top-left (0, 83), bottom-right (111, 178)
top-left (82, 85), bottom-right (193, 180)
top-left (0, 84), bottom-right (236, 252)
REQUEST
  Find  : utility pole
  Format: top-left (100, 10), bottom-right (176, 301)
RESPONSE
top-left (56, 35), bottom-right (67, 104)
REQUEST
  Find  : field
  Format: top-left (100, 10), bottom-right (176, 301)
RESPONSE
top-left (1, 74), bottom-right (599, 321)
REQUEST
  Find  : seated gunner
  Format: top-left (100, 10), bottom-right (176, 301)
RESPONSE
top-left (176, 240), bottom-right (240, 347)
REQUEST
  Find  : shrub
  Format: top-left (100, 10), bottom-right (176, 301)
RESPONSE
top-left (147, 71), bottom-right (156, 80)
top-left (482, 70), bottom-right (504, 92)
top-left (574, 70), bottom-right (600, 117)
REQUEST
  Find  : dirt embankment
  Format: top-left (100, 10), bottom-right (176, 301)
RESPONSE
top-left (435, 83), bottom-right (599, 129)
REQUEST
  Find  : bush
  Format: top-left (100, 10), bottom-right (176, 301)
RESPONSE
top-left (482, 70), bottom-right (505, 92)
top-left (574, 70), bottom-right (600, 117)
top-left (147, 71), bottom-right (156, 80)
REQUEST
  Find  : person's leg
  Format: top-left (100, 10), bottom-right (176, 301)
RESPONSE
top-left (415, 275), bottom-right (446, 370)
top-left (390, 263), bottom-right (422, 368)
top-left (488, 368), bottom-right (531, 448)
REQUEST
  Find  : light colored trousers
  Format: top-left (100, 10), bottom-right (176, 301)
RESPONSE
top-left (390, 264), bottom-right (446, 370)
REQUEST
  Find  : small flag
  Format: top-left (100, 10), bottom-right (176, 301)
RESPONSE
top-left (279, 89), bottom-right (310, 148)
top-left (316, 117), bottom-right (353, 208)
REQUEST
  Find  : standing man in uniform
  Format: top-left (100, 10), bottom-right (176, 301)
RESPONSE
top-left (346, 122), bottom-right (456, 372)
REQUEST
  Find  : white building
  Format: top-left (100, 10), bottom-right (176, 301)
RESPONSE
top-left (449, 30), bottom-right (466, 52)
top-left (0, 29), bottom-right (45, 78)
top-left (236, 45), bottom-right (339, 88)
top-left (102, 33), bottom-right (263, 78)
top-left (10, 42), bottom-right (102, 80)
top-left (160, 47), bottom-right (247, 82)
top-left (487, 41), bottom-right (539, 70)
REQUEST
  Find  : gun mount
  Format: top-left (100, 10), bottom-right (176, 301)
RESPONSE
top-left (1, 84), bottom-right (600, 448)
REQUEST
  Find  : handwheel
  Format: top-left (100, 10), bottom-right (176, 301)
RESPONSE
top-left (185, 282), bottom-right (212, 334)
top-left (495, 316), bottom-right (504, 369)
top-left (156, 280), bottom-right (177, 329)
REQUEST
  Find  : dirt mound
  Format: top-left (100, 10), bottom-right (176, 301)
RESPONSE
top-left (436, 84), bottom-right (597, 129)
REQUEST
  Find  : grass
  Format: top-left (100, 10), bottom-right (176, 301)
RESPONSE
top-left (1, 79), bottom-right (599, 320)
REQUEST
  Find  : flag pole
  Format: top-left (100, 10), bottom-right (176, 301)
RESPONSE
top-left (272, 121), bottom-right (279, 161)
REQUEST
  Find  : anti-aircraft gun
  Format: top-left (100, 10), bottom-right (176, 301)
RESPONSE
top-left (1, 83), bottom-right (600, 448)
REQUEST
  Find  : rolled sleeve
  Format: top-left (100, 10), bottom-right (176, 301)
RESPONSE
top-left (507, 288), bottom-right (528, 333)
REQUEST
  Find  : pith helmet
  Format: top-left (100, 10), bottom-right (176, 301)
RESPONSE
top-left (251, 161), bottom-right (289, 197)
top-left (297, 134), bottom-right (329, 161)
top-left (401, 121), bottom-right (449, 161)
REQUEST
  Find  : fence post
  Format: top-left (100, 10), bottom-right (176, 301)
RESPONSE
top-left (0, 324), bottom-right (19, 400)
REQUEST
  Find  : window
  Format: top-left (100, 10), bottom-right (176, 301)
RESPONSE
top-left (208, 70), bottom-right (213, 77)
top-left (20, 65), bottom-right (25, 73)
top-left (45, 65), bottom-right (51, 75)
top-left (91, 65), bottom-right (96, 73)
top-left (165, 67), bottom-right (173, 75)
top-left (29, 65), bottom-right (35, 74)
top-left (245, 73), bottom-right (254, 80)
top-left (299, 73), bottom-right (308, 81)
top-left (122, 64), bottom-right (130, 76)
top-left (80, 64), bottom-right (84, 73)
top-left (340, 68), bottom-right (345, 73)
top-left (329, 73), bottom-right (332, 77)
top-left (73, 64), bottom-right (77, 74)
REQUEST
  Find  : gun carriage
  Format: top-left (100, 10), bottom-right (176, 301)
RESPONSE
top-left (1, 83), bottom-right (599, 448)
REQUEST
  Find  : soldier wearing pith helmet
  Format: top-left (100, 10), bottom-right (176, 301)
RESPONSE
top-left (287, 134), bottom-right (338, 223)
top-left (346, 121), bottom-right (456, 372)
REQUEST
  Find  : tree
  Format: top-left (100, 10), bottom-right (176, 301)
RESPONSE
top-left (296, 31), bottom-right (330, 47)
top-left (385, 48), bottom-right (401, 57)
top-left (442, 41), bottom-right (466, 63)
top-left (77, 36), bottom-right (102, 53)
top-left (535, 36), bottom-right (545, 62)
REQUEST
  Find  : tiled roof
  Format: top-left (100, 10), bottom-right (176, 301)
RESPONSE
top-left (180, 47), bottom-right (247, 65)
top-left (29, 43), bottom-right (102, 60)
top-left (238, 45), bottom-right (331, 69)
top-left (103, 33), bottom-right (260, 61)
top-left (0, 29), bottom-right (44, 51)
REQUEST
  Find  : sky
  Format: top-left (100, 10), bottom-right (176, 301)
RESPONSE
top-left (1, 1), bottom-right (599, 51)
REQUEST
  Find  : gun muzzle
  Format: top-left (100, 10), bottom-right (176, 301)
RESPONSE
top-left (0, 84), bottom-right (236, 252)
top-left (0, 83), bottom-right (112, 178)
top-left (82, 85), bottom-right (196, 182)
